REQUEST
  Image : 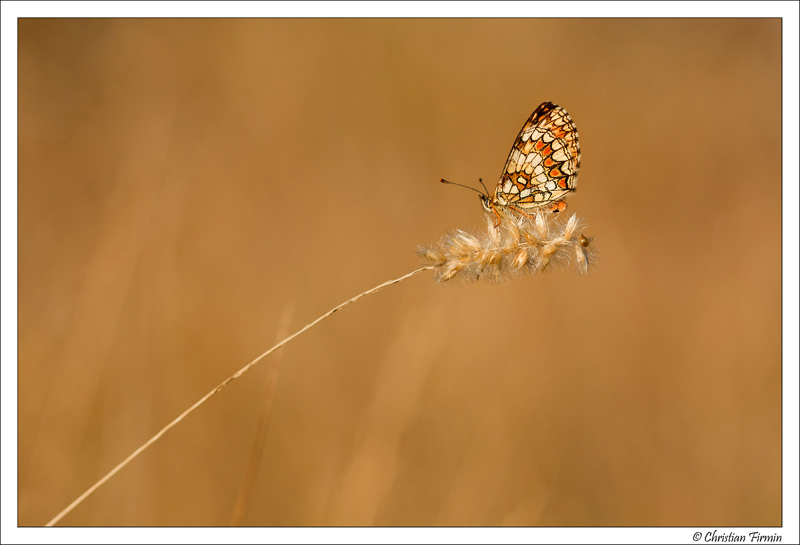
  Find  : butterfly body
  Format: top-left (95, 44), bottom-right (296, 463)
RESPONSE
top-left (482, 102), bottom-right (581, 222)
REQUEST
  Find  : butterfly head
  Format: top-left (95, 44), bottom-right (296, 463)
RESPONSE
top-left (479, 194), bottom-right (493, 214)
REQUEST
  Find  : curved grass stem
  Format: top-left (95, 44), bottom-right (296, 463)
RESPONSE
top-left (45, 265), bottom-right (433, 527)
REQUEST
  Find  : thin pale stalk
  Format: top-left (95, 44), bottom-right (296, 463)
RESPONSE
top-left (45, 266), bottom-right (433, 527)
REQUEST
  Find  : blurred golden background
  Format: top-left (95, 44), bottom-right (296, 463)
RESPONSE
top-left (18, 19), bottom-right (781, 526)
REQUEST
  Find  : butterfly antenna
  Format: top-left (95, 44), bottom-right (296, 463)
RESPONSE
top-left (440, 178), bottom-right (488, 197)
top-left (478, 178), bottom-right (491, 195)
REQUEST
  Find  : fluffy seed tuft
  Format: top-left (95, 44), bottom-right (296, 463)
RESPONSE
top-left (418, 211), bottom-right (596, 283)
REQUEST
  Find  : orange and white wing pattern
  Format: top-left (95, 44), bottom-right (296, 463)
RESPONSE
top-left (490, 102), bottom-right (580, 216)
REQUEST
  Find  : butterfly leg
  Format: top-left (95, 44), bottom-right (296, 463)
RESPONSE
top-left (508, 201), bottom-right (567, 222)
top-left (490, 205), bottom-right (502, 228)
top-left (510, 208), bottom-right (537, 222)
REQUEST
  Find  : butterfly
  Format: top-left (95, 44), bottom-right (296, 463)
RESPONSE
top-left (442, 102), bottom-right (581, 224)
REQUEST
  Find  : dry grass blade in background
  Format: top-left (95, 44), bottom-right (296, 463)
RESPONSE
top-left (229, 304), bottom-right (294, 526)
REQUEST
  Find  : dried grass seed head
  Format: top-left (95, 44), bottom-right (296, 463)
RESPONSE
top-left (419, 209), bottom-right (596, 283)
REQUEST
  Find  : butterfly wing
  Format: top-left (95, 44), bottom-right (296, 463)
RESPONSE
top-left (493, 102), bottom-right (581, 211)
